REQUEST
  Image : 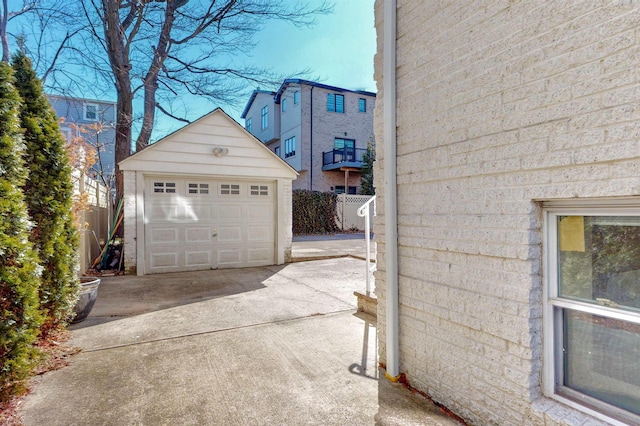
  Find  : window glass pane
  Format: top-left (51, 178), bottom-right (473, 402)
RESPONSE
top-left (327, 94), bottom-right (335, 111)
top-left (558, 216), bottom-right (640, 311)
top-left (261, 106), bottom-right (268, 129)
top-left (85, 104), bottom-right (97, 120)
top-left (336, 94), bottom-right (344, 113)
top-left (562, 308), bottom-right (640, 416)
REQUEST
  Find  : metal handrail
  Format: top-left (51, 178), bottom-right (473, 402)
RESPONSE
top-left (357, 195), bottom-right (376, 295)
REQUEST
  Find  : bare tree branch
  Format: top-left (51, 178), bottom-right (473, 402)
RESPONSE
top-left (155, 101), bottom-right (189, 124)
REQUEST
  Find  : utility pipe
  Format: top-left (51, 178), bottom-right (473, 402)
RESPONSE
top-left (383, 0), bottom-right (400, 381)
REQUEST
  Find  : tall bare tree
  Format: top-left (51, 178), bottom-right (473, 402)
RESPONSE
top-left (7, 0), bottom-right (332, 200)
top-left (81, 0), bottom-right (332, 199)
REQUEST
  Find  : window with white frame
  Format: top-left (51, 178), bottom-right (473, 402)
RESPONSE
top-left (249, 185), bottom-right (268, 196)
top-left (153, 181), bottom-right (176, 193)
top-left (220, 183), bottom-right (240, 196)
top-left (246, 118), bottom-right (252, 133)
top-left (188, 183), bottom-right (209, 195)
top-left (261, 105), bottom-right (268, 130)
top-left (281, 98), bottom-right (287, 112)
top-left (327, 93), bottom-right (344, 113)
top-left (544, 202), bottom-right (640, 425)
top-left (284, 136), bottom-right (295, 158)
top-left (84, 103), bottom-right (98, 121)
top-left (293, 91), bottom-right (299, 104)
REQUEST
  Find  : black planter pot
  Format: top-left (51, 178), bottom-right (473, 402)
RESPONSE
top-left (72, 277), bottom-right (101, 323)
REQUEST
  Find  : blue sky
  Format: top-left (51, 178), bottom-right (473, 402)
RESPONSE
top-left (155, 0), bottom-right (376, 139)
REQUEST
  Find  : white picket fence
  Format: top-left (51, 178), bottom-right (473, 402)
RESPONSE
top-left (336, 194), bottom-right (375, 231)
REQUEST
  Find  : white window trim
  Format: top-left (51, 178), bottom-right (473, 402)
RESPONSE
top-left (219, 183), bottom-right (241, 196)
top-left (187, 182), bottom-right (209, 195)
top-left (543, 200), bottom-right (640, 426)
top-left (249, 184), bottom-right (269, 197)
top-left (84, 103), bottom-right (99, 121)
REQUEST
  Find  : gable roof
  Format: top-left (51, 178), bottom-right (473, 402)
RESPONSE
top-left (119, 108), bottom-right (297, 180)
top-left (240, 90), bottom-right (276, 119)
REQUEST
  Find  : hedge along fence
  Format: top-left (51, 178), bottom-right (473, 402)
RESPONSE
top-left (292, 190), bottom-right (340, 235)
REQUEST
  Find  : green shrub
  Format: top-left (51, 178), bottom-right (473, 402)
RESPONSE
top-left (0, 62), bottom-right (43, 401)
top-left (12, 53), bottom-right (79, 334)
top-left (292, 190), bottom-right (340, 235)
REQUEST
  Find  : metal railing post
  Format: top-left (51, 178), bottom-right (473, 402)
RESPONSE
top-left (357, 195), bottom-right (377, 296)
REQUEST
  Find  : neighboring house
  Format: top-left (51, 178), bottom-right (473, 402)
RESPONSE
top-left (119, 108), bottom-right (297, 276)
top-left (47, 95), bottom-right (117, 182)
top-left (241, 79), bottom-right (375, 194)
top-left (375, 2), bottom-right (640, 426)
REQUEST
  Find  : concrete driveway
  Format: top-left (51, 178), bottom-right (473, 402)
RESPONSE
top-left (19, 258), bottom-right (380, 425)
top-left (20, 238), bottom-right (463, 426)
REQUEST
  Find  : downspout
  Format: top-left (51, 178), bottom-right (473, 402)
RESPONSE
top-left (310, 85), bottom-right (314, 191)
top-left (383, 0), bottom-right (400, 382)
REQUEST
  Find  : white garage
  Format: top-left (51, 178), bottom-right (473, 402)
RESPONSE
top-left (119, 109), bottom-right (297, 275)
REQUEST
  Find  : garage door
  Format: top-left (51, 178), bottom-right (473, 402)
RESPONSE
top-left (144, 177), bottom-right (275, 274)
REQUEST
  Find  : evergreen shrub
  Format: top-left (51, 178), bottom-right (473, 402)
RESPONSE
top-left (292, 190), bottom-right (340, 235)
top-left (12, 53), bottom-right (79, 334)
top-left (0, 62), bottom-right (43, 401)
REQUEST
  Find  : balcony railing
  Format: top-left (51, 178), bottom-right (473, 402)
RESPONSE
top-left (322, 147), bottom-right (368, 170)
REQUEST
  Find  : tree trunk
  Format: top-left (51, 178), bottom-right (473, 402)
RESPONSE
top-left (114, 88), bottom-right (133, 205)
top-left (1, 0), bottom-right (9, 62)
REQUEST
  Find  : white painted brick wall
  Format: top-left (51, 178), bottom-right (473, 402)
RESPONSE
top-left (375, 1), bottom-right (640, 425)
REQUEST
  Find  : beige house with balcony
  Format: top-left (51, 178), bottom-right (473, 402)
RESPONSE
top-left (242, 79), bottom-right (375, 194)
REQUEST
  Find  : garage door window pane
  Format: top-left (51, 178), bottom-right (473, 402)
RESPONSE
top-left (250, 185), bottom-right (268, 196)
top-left (220, 184), bottom-right (240, 196)
top-left (188, 183), bottom-right (209, 195)
top-left (154, 182), bottom-right (176, 194)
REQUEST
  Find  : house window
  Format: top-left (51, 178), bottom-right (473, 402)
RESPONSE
top-left (544, 203), bottom-right (640, 425)
top-left (261, 106), bottom-right (268, 130)
top-left (327, 93), bottom-right (344, 113)
top-left (294, 91), bottom-right (300, 104)
top-left (220, 183), bottom-right (240, 196)
top-left (281, 98), bottom-right (287, 112)
top-left (359, 98), bottom-right (366, 112)
top-left (246, 118), bottom-right (252, 133)
top-left (285, 136), bottom-right (296, 158)
top-left (275, 146), bottom-right (281, 157)
top-left (153, 182), bottom-right (176, 194)
top-left (250, 185), bottom-right (268, 196)
top-left (60, 127), bottom-right (73, 143)
top-left (188, 183), bottom-right (209, 195)
top-left (335, 186), bottom-right (357, 194)
top-left (84, 103), bottom-right (98, 121)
